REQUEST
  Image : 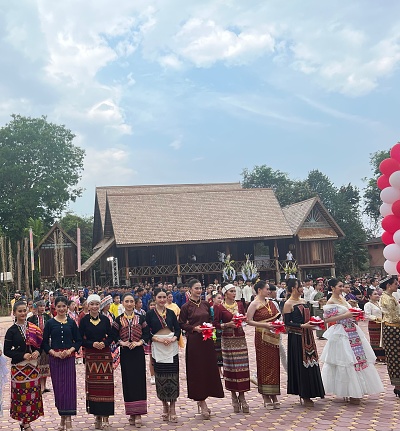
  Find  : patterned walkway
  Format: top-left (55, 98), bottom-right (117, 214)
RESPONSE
top-left (0, 316), bottom-right (399, 431)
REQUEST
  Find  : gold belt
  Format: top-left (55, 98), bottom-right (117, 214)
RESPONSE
top-left (384, 322), bottom-right (400, 327)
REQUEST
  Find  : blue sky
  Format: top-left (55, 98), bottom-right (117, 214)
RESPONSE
top-left (0, 1), bottom-right (399, 216)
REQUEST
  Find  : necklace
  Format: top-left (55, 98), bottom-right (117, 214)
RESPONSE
top-left (90, 314), bottom-right (100, 326)
top-left (55, 316), bottom-right (67, 324)
top-left (189, 298), bottom-right (201, 307)
top-left (223, 301), bottom-right (238, 314)
top-left (156, 307), bottom-right (166, 318)
top-left (16, 321), bottom-right (27, 340)
top-left (124, 312), bottom-right (134, 320)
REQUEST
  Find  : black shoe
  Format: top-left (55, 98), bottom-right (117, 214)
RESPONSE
top-left (393, 388), bottom-right (400, 397)
top-left (43, 388), bottom-right (51, 393)
top-left (318, 337), bottom-right (327, 340)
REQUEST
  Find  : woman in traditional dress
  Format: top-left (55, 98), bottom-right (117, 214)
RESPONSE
top-left (28, 300), bottom-right (51, 393)
top-left (166, 291), bottom-right (184, 350)
top-left (79, 294), bottom-right (115, 430)
top-left (210, 291), bottom-right (224, 375)
top-left (283, 279), bottom-right (325, 407)
top-left (112, 293), bottom-right (149, 428)
top-left (100, 295), bottom-right (120, 370)
top-left (179, 278), bottom-right (224, 419)
top-left (42, 296), bottom-right (82, 430)
top-left (4, 300), bottom-right (44, 430)
top-left (364, 290), bottom-right (385, 363)
top-left (67, 300), bottom-right (83, 364)
top-left (247, 280), bottom-right (281, 409)
top-left (213, 283), bottom-right (250, 413)
top-left (146, 288), bottom-right (181, 423)
top-left (379, 276), bottom-right (400, 396)
top-left (321, 278), bottom-right (384, 404)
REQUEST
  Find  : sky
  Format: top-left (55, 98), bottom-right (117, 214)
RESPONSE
top-left (0, 0), bottom-right (399, 217)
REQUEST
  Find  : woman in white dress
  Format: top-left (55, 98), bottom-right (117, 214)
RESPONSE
top-left (321, 278), bottom-right (384, 404)
top-left (364, 291), bottom-right (385, 363)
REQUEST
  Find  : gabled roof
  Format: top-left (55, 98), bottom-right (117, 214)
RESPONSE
top-left (81, 236), bottom-right (115, 272)
top-left (104, 187), bottom-right (293, 246)
top-left (282, 197), bottom-right (345, 239)
top-left (34, 222), bottom-right (77, 252)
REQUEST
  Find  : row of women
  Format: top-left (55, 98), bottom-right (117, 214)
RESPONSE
top-left (1, 276), bottom-right (399, 430)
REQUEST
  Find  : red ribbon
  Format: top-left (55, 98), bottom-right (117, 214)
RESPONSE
top-left (232, 314), bottom-right (246, 328)
top-left (309, 316), bottom-right (325, 330)
top-left (349, 308), bottom-right (365, 321)
top-left (200, 324), bottom-right (214, 341)
top-left (271, 321), bottom-right (286, 334)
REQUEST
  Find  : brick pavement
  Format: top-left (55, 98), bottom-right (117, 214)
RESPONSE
top-left (0, 316), bottom-right (399, 431)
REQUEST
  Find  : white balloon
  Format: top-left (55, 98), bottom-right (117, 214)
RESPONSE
top-left (390, 171), bottom-right (400, 189)
top-left (381, 187), bottom-right (400, 204)
top-left (384, 260), bottom-right (399, 275)
top-left (394, 230), bottom-right (400, 246)
top-left (380, 203), bottom-right (394, 217)
top-left (384, 244), bottom-right (400, 261)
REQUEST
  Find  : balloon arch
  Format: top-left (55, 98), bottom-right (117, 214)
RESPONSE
top-left (378, 142), bottom-right (400, 274)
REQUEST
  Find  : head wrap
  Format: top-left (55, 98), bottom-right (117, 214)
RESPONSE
top-left (87, 294), bottom-right (101, 305)
top-left (100, 295), bottom-right (113, 310)
top-left (222, 283), bottom-right (235, 295)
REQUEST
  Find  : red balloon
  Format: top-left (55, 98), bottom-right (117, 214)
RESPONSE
top-left (377, 174), bottom-right (391, 190)
top-left (396, 261), bottom-right (400, 274)
top-left (393, 200), bottom-right (400, 217)
top-left (382, 231), bottom-right (395, 245)
top-left (391, 143), bottom-right (400, 163)
top-left (382, 214), bottom-right (400, 234)
top-left (380, 158), bottom-right (400, 176)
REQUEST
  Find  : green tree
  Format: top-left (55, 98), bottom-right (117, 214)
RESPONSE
top-left (59, 212), bottom-right (93, 262)
top-left (241, 165), bottom-right (368, 275)
top-left (363, 149), bottom-right (390, 232)
top-left (0, 115), bottom-right (85, 241)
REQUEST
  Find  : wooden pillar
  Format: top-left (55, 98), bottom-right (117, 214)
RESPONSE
top-left (274, 239), bottom-right (280, 284)
top-left (125, 248), bottom-right (130, 287)
top-left (330, 266), bottom-right (336, 278)
top-left (175, 246), bottom-right (181, 284)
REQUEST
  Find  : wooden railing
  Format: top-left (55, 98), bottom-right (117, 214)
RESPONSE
top-left (125, 259), bottom-right (296, 277)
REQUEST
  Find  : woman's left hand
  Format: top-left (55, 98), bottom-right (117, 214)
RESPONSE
top-left (31, 351), bottom-right (40, 360)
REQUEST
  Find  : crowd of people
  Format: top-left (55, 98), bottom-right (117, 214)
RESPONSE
top-left (0, 273), bottom-right (398, 430)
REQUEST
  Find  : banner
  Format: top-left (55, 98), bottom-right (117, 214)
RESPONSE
top-left (77, 227), bottom-right (81, 273)
top-left (29, 228), bottom-right (34, 271)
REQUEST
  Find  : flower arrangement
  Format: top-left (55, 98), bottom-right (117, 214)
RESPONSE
top-left (284, 262), bottom-right (297, 276)
top-left (199, 322), bottom-right (215, 341)
top-left (219, 253), bottom-right (236, 282)
top-left (271, 320), bottom-right (286, 334)
top-left (309, 316), bottom-right (325, 330)
top-left (349, 308), bottom-right (364, 321)
top-left (241, 254), bottom-right (259, 282)
top-left (232, 313), bottom-right (247, 328)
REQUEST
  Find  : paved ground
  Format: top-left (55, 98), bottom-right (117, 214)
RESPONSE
top-left (0, 315), bottom-right (399, 431)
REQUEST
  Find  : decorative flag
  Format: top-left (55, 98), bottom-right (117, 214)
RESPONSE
top-left (77, 227), bottom-right (81, 273)
top-left (29, 228), bottom-right (34, 271)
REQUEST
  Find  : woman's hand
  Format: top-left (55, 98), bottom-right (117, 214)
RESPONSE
top-left (31, 350), bottom-right (40, 360)
top-left (224, 321), bottom-right (236, 329)
top-left (93, 342), bottom-right (105, 350)
top-left (263, 322), bottom-right (273, 330)
top-left (193, 325), bottom-right (203, 333)
top-left (23, 353), bottom-right (32, 361)
top-left (120, 340), bottom-right (130, 347)
top-left (341, 311), bottom-right (358, 320)
top-left (301, 322), bottom-right (316, 330)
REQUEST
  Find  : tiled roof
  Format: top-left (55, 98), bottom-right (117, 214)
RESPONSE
top-left (96, 183), bottom-right (241, 231)
top-left (282, 198), bottom-right (316, 234)
top-left (105, 188), bottom-right (293, 245)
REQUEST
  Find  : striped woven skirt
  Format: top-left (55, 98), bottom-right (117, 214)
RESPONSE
top-left (383, 324), bottom-right (400, 386)
top-left (85, 348), bottom-right (114, 416)
top-left (221, 335), bottom-right (250, 392)
top-left (10, 360), bottom-right (44, 424)
top-left (368, 321), bottom-right (385, 362)
top-left (49, 354), bottom-right (77, 416)
top-left (120, 346), bottom-right (147, 416)
top-left (37, 351), bottom-right (50, 378)
top-left (214, 329), bottom-right (223, 367)
top-left (153, 354), bottom-right (179, 402)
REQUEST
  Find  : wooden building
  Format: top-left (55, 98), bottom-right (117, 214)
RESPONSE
top-left (362, 237), bottom-right (385, 275)
top-left (35, 223), bottom-right (78, 285)
top-left (81, 183), bottom-right (344, 285)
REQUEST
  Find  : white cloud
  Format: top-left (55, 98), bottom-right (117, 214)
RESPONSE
top-left (173, 18), bottom-right (274, 67)
top-left (170, 138), bottom-right (182, 150)
top-left (158, 54), bottom-right (183, 69)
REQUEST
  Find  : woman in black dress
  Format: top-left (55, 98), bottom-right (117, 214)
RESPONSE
top-left (42, 296), bottom-right (82, 430)
top-left (79, 294), bottom-right (115, 430)
top-left (4, 300), bottom-right (44, 431)
top-left (283, 279), bottom-right (325, 407)
top-left (112, 293), bottom-right (149, 428)
top-left (146, 288), bottom-right (181, 423)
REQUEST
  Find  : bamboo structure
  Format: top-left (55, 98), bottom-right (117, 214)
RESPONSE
top-left (24, 238), bottom-right (29, 296)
